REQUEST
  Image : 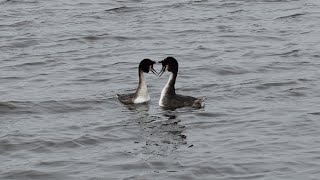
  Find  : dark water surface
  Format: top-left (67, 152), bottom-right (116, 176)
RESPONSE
top-left (1, 0), bottom-right (320, 179)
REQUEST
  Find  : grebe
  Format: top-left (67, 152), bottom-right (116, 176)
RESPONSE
top-left (158, 57), bottom-right (204, 109)
top-left (117, 59), bottom-right (157, 104)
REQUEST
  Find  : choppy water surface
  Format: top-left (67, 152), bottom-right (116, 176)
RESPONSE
top-left (1, 0), bottom-right (320, 179)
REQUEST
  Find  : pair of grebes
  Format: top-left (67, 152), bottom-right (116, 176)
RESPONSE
top-left (117, 57), bottom-right (204, 109)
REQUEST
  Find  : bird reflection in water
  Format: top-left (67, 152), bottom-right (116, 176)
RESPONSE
top-left (126, 102), bottom-right (150, 112)
top-left (123, 102), bottom-right (189, 155)
top-left (138, 110), bottom-right (188, 156)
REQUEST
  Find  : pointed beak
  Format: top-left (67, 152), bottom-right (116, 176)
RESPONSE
top-left (150, 61), bottom-right (157, 75)
top-left (158, 64), bottom-right (166, 77)
top-left (150, 64), bottom-right (157, 75)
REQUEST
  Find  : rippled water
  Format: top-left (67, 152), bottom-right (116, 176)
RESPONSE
top-left (1, 0), bottom-right (320, 179)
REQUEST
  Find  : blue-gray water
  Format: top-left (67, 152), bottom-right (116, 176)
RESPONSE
top-left (1, 0), bottom-right (320, 179)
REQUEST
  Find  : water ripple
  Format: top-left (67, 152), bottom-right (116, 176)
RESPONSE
top-left (1, 0), bottom-right (320, 179)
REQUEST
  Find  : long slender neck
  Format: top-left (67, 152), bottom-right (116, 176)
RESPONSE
top-left (165, 72), bottom-right (177, 95)
top-left (136, 69), bottom-right (147, 94)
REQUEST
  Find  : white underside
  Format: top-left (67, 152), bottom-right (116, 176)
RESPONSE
top-left (134, 94), bottom-right (150, 103)
top-left (159, 73), bottom-right (173, 106)
top-left (134, 78), bottom-right (150, 104)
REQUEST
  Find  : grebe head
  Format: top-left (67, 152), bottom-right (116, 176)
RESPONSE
top-left (158, 57), bottom-right (178, 77)
top-left (139, 59), bottom-right (157, 75)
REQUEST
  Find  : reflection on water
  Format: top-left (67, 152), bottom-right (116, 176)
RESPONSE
top-left (125, 102), bottom-right (150, 112)
top-left (129, 107), bottom-right (188, 157)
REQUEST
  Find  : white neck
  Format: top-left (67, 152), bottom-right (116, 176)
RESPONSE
top-left (159, 72), bottom-right (174, 106)
top-left (134, 72), bottom-right (150, 103)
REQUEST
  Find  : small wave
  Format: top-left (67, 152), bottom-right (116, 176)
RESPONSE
top-left (76, 2), bottom-right (93, 6)
top-left (192, 0), bottom-right (209, 2)
top-left (281, 87), bottom-right (309, 97)
top-left (200, 83), bottom-right (219, 89)
top-left (174, 29), bottom-right (212, 35)
top-left (0, 76), bottom-right (24, 80)
top-left (229, 9), bottom-right (244, 14)
top-left (57, 135), bottom-right (101, 147)
top-left (0, 102), bottom-right (17, 111)
top-left (214, 66), bottom-right (250, 76)
top-left (309, 112), bottom-right (320, 116)
top-left (81, 33), bottom-right (109, 41)
top-left (1, 170), bottom-right (60, 180)
top-left (0, 20), bottom-right (34, 28)
top-left (276, 13), bottom-right (306, 19)
top-left (0, 102), bottom-right (33, 114)
top-left (253, 0), bottom-right (299, 2)
top-left (37, 160), bottom-right (70, 167)
top-left (255, 81), bottom-right (298, 90)
top-left (82, 35), bottom-right (101, 41)
top-left (12, 61), bottom-right (46, 68)
top-left (112, 35), bottom-right (136, 41)
top-left (0, 134), bottom-right (102, 155)
top-left (219, 34), bottom-right (284, 41)
top-left (195, 112), bottom-right (228, 117)
top-left (274, 49), bottom-right (300, 57)
top-left (36, 99), bottom-right (105, 113)
top-left (104, 6), bottom-right (139, 13)
top-left (221, 2), bottom-right (242, 7)
top-left (257, 60), bottom-right (305, 72)
top-left (105, 6), bottom-right (128, 12)
top-left (0, 99), bottom-right (107, 114)
top-left (103, 61), bottom-right (133, 68)
top-left (159, 2), bottom-right (191, 9)
top-left (0, 0), bottom-right (38, 4)
top-left (217, 25), bottom-right (235, 33)
top-left (6, 39), bottom-right (39, 48)
top-left (72, 78), bottom-right (111, 83)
